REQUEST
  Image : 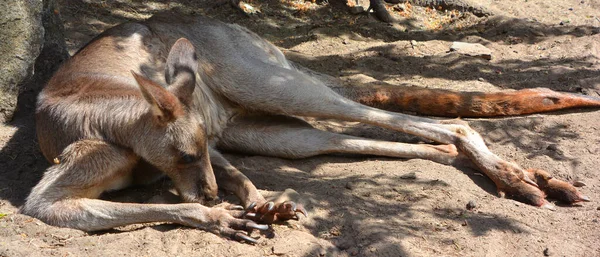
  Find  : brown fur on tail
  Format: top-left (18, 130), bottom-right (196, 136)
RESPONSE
top-left (334, 84), bottom-right (600, 118)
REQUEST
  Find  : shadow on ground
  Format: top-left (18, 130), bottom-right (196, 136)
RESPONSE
top-left (0, 0), bottom-right (597, 256)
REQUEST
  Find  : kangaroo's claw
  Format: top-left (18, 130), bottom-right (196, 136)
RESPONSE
top-left (261, 201), bottom-right (275, 213)
top-left (244, 201), bottom-right (308, 223)
top-left (541, 202), bottom-right (557, 211)
top-left (228, 205), bottom-right (245, 210)
top-left (245, 222), bottom-right (269, 231)
top-left (234, 232), bottom-right (258, 244)
top-left (207, 207), bottom-right (269, 244)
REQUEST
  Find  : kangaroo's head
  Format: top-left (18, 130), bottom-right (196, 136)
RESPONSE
top-left (131, 38), bottom-right (217, 204)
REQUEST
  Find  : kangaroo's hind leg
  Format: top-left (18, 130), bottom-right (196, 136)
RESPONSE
top-left (218, 114), bottom-right (465, 165)
top-left (209, 60), bottom-right (588, 207)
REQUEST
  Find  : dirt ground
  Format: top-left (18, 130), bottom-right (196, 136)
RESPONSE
top-left (1, 0), bottom-right (600, 256)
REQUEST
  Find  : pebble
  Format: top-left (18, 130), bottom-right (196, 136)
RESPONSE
top-left (450, 42), bottom-right (492, 60)
top-left (335, 238), bottom-right (353, 250)
top-left (400, 172), bottom-right (417, 180)
top-left (466, 200), bottom-right (477, 210)
top-left (319, 249), bottom-right (327, 256)
top-left (546, 144), bottom-right (559, 151)
top-left (349, 6), bottom-right (365, 14)
top-left (572, 181), bottom-right (586, 187)
top-left (543, 247), bottom-right (552, 256)
top-left (345, 181), bottom-right (354, 190)
top-left (393, 3), bottom-right (406, 12)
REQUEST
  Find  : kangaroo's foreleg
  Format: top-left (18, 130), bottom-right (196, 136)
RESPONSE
top-left (215, 114), bottom-right (471, 221)
top-left (210, 147), bottom-right (307, 223)
top-left (20, 140), bottom-right (265, 243)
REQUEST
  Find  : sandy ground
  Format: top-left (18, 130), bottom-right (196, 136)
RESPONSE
top-left (1, 0), bottom-right (600, 256)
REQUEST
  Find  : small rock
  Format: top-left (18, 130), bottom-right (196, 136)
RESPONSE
top-left (318, 248), bottom-right (327, 256)
top-left (342, 39), bottom-right (349, 45)
top-left (597, 206), bottom-right (600, 210)
top-left (238, 2), bottom-right (261, 15)
top-left (350, 6), bottom-right (365, 14)
top-left (345, 181), bottom-right (354, 190)
top-left (393, 4), bottom-right (406, 12)
top-left (400, 172), bottom-right (417, 180)
top-left (573, 181), bottom-right (586, 187)
top-left (543, 247), bottom-right (552, 256)
top-left (272, 245), bottom-right (286, 255)
top-left (546, 144), bottom-right (559, 151)
top-left (532, 30), bottom-right (546, 37)
top-left (478, 77), bottom-right (485, 82)
top-left (334, 237), bottom-right (353, 250)
top-left (450, 42), bottom-right (492, 60)
top-left (466, 200), bottom-right (477, 210)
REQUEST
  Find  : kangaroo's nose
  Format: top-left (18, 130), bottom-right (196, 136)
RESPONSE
top-left (200, 180), bottom-right (219, 202)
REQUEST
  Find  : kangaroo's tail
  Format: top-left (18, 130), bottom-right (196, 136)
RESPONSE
top-left (330, 84), bottom-right (600, 118)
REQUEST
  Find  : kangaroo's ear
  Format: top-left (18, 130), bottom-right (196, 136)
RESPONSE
top-left (131, 71), bottom-right (183, 125)
top-left (165, 38), bottom-right (198, 106)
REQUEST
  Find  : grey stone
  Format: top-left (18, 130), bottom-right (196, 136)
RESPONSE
top-left (0, 0), bottom-right (44, 122)
top-left (35, 0), bottom-right (69, 86)
top-left (350, 6), bottom-right (365, 14)
top-left (400, 172), bottom-right (417, 179)
top-left (543, 247), bottom-right (552, 256)
top-left (466, 200), bottom-right (477, 210)
top-left (450, 41), bottom-right (492, 60)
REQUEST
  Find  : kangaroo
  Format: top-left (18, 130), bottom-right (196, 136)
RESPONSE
top-left (22, 14), bottom-right (596, 243)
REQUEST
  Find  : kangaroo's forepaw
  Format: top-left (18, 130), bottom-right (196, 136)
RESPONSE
top-left (244, 201), bottom-right (308, 223)
top-left (527, 169), bottom-right (591, 205)
top-left (206, 207), bottom-right (269, 244)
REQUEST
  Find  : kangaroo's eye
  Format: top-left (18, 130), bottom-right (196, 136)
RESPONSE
top-left (179, 152), bottom-right (198, 164)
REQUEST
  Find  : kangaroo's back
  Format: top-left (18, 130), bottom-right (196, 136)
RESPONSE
top-left (35, 22), bottom-right (171, 161)
top-left (145, 14), bottom-right (600, 118)
top-left (143, 15), bottom-right (292, 71)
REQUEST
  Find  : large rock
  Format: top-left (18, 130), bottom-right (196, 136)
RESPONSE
top-left (34, 0), bottom-right (69, 86)
top-left (0, 0), bottom-right (44, 122)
